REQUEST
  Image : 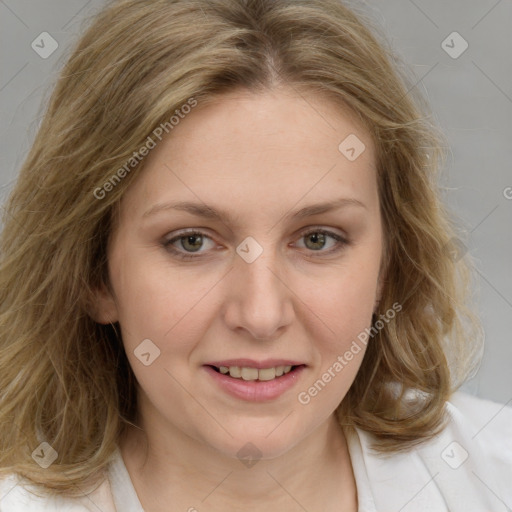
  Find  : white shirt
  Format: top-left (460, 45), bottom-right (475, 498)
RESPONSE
top-left (1, 391), bottom-right (511, 511)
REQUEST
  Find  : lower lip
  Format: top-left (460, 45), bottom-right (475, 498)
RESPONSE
top-left (203, 365), bottom-right (306, 402)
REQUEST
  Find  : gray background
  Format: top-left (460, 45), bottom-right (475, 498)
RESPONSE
top-left (1, 1), bottom-right (511, 405)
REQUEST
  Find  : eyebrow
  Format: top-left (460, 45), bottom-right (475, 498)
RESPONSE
top-left (142, 197), bottom-right (366, 224)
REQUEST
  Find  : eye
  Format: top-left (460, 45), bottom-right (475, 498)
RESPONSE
top-left (163, 230), bottom-right (216, 260)
top-left (294, 228), bottom-right (349, 256)
top-left (162, 227), bottom-right (349, 261)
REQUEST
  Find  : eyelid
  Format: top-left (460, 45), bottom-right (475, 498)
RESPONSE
top-left (162, 228), bottom-right (218, 260)
top-left (162, 226), bottom-right (349, 260)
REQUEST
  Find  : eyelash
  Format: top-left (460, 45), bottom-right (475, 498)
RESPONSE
top-left (162, 227), bottom-right (349, 261)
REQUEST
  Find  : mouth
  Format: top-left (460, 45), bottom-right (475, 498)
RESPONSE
top-left (203, 360), bottom-right (307, 401)
top-left (207, 364), bottom-right (305, 381)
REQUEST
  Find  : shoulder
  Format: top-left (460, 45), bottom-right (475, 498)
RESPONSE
top-left (441, 390), bottom-right (512, 480)
top-left (442, 390), bottom-right (512, 483)
top-left (353, 391), bottom-right (512, 512)
top-left (0, 472), bottom-right (116, 512)
top-left (445, 389), bottom-right (512, 436)
top-left (428, 391), bottom-right (512, 509)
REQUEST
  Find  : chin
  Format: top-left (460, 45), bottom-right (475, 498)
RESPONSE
top-left (203, 422), bottom-right (306, 463)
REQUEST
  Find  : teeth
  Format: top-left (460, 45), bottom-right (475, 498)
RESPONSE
top-left (218, 365), bottom-right (296, 381)
top-left (241, 367), bottom-right (259, 380)
top-left (229, 366), bottom-right (241, 378)
top-left (258, 367), bottom-right (276, 381)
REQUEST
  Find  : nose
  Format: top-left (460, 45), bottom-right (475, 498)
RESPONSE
top-left (222, 245), bottom-right (294, 340)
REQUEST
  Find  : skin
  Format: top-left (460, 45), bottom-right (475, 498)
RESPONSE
top-left (94, 85), bottom-right (385, 512)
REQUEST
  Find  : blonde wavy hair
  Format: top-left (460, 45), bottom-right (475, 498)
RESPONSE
top-left (0, 0), bottom-right (483, 496)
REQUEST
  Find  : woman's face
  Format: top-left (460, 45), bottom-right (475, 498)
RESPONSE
top-left (98, 86), bottom-right (384, 460)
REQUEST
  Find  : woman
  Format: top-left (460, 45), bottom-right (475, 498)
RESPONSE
top-left (0, 0), bottom-right (510, 511)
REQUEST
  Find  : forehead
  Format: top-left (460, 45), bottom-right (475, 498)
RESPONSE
top-left (118, 86), bottom-right (378, 224)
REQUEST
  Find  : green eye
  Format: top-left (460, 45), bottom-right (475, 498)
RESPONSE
top-left (163, 228), bottom-right (349, 261)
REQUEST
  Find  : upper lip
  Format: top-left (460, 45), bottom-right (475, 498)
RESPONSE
top-left (204, 359), bottom-right (306, 369)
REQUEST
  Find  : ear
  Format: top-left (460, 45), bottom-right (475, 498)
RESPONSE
top-left (374, 236), bottom-right (389, 313)
top-left (88, 282), bottom-right (119, 325)
top-left (374, 267), bottom-right (386, 314)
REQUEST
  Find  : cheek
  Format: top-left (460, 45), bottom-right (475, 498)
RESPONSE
top-left (309, 260), bottom-right (379, 344)
top-left (110, 248), bottom-right (208, 344)
top-left (295, 271), bottom-right (377, 410)
top-left (109, 254), bottom-right (229, 401)
top-left (110, 224), bottom-right (381, 365)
